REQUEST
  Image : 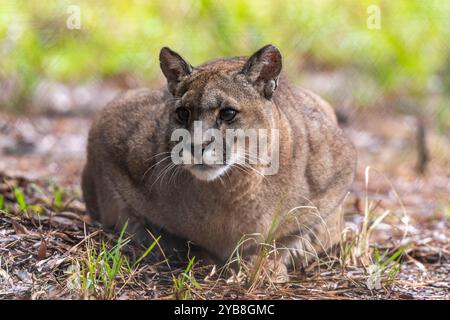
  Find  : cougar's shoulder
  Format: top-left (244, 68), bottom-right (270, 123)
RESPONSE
top-left (83, 88), bottom-right (171, 226)
top-left (87, 88), bottom-right (169, 169)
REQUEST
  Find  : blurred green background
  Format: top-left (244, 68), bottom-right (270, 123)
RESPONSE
top-left (0, 0), bottom-right (449, 129)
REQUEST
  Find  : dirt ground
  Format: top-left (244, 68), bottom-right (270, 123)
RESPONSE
top-left (0, 108), bottom-right (449, 300)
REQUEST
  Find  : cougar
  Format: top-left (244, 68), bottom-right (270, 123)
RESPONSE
top-left (82, 45), bottom-right (356, 278)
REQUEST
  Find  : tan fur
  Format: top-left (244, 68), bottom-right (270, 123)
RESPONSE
top-left (82, 45), bottom-right (356, 272)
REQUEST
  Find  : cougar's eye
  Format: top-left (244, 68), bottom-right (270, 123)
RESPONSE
top-left (219, 108), bottom-right (237, 122)
top-left (176, 107), bottom-right (190, 123)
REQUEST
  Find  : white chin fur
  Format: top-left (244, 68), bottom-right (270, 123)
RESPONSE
top-left (188, 165), bottom-right (230, 181)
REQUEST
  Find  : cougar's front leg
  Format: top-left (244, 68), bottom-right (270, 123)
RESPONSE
top-left (278, 211), bottom-right (343, 270)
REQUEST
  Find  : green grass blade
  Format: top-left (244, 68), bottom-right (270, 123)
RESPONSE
top-left (14, 187), bottom-right (27, 212)
top-left (381, 244), bottom-right (410, 268)
top-left (133, 235), bottom-right (161, 267)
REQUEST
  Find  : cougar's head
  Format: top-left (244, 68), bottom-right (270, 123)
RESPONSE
top-left (160, 45), bottom-right (282, 181)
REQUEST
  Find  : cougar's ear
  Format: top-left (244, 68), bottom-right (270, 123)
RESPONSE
top-left (159, 47), bottom-right (193, 95)
top-left (240, 44), bottom-right (282, 99)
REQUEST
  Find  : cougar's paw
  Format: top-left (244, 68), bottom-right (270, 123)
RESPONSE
top-left (245, 255), bottom-right (290, 284)
top-left (266, 259), bottom-right (290, 283)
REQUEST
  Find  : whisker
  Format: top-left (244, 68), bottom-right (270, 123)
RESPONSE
top-left (235, 155), bottom-right (268, 180)
top-left (144, 151), bottom-right (172, 163)
top-left (158, 163), bottom-right (177, 189)
top-left (150, 161), bottom-right (174, 191)
top-left (142, 155), bottom-right (173, 181)
top-left (231, 163), bottom-right (253, 177)
top-left (168, 164), bottom-right (182, 185)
